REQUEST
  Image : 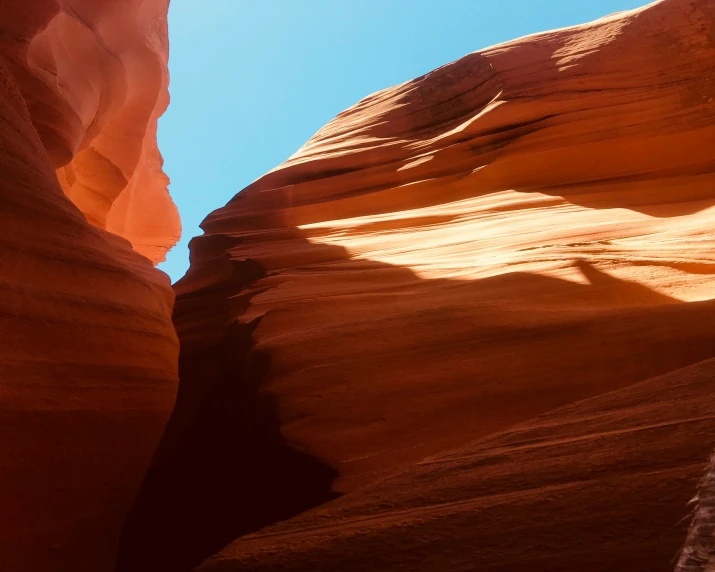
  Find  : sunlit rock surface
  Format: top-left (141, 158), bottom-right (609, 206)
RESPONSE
top-left (4, 0), bottom-right (715, 570)
top-left (117, 0), bottom-right (715, 571)
top-left (0, 1), bottom-right (178, 570)
top-left (3, 0), bottom-right (180, 263)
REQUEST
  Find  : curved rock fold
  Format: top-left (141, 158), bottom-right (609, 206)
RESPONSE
top-left (0, 1), bottom-right (179, 570)
top-left (3, 0), bottom-right (715, 571)
top-left (141, 0), bottom-right (715, 570)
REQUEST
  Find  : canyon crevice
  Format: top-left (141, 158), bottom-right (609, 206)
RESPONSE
top-left (160, 0), bottom-right (715, 570)
top-left (2, 0), bottom-right (715, 571)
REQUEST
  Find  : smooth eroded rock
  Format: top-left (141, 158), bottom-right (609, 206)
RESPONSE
top-left (128, 0), bottom-right (715, 570)
top-left (0, 1), bottom-right (179, 570)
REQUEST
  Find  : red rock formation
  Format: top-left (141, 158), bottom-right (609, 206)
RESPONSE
top-left (3, 0), bottom-right (180, 263)
top-left (116, 0), bottom-right (715, 570)
top-left (198, 358), bottom-right (715, 572)
top-left (0, 1), bottom-right (178, 571)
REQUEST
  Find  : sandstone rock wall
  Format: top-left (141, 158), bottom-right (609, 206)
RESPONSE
top-left (130, 0), bottom-right (715, 570)
top-left (0, 2), bottom-right (179, 570)
top-left (1, 0), bottom-right (180, 263)
top-left (3, 0), bottom-right (715, 570)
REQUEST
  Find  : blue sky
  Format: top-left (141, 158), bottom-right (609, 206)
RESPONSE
top-left (159, 0), bottom-right (650, 282)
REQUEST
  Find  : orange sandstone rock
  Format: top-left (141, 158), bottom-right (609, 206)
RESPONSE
top-left (1, 0), bottom-right (180, 263)
top-left (0, 1), bottom-right (178, 571)
top-left (198, 359), bottom-right (715, 572)
top-left (122, 0), bottom-right (715, 570)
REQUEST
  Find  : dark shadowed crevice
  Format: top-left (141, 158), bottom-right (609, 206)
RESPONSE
top-left (117, 218), bottom-right (715, 572)
top-left (115, 247), bottom-right (339, 572)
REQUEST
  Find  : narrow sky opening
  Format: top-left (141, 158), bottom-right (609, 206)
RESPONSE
top-left (159, 0), bottom-right (650, 282)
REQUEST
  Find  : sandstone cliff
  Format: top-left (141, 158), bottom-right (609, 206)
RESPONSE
top-left (3, 0), bottom-right (180, 263)
top-left (0, 1), bottom-right (179, 570)
top-left (3, 0), bottom-right (715, 571)
top-left (122, 0), bottom-right (715, 570)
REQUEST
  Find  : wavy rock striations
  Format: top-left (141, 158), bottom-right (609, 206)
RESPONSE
top-left (4, 0), bottom-right (715, 571)
top-left (117, 0), bottom-right (715, 570)
top-left (0, 1), bottom-right (178, 571)
top-left (1, 0), bottom-right (180, 263)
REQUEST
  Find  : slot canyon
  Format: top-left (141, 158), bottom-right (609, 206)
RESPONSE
top-left (1, 0), bottom-right (715, 571)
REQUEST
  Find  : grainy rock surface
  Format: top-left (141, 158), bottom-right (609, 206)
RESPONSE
top-left (4, 0), bottom-right (715, 571)
top-left (0, 2), bottom-right (179, 570)
top-left (144, 0), bottom-right (715, 570)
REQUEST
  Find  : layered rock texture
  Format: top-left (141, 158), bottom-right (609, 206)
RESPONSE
top-left (120, 0), bottom-right (715, 571)
top-left (4, 0), bottom-right (715, 571)
top-left (4, 0), bottom-right (180, 263)
top-left (0, 1), bottom-right (179, 571)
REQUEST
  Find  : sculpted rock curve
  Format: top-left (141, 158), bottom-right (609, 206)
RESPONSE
top-left (0, 1), bottom-right (178, 570)
top-left (1, 0), bottom-right (180, 263)
top-left (129, 0), bottom-right (715, 570)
